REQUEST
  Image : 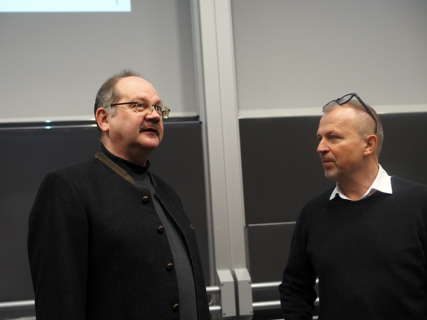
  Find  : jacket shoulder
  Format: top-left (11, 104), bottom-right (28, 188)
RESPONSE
top-left (54, 157), bottom-right (98, 176)
top-left (38, 158), bottom-right (112, 197)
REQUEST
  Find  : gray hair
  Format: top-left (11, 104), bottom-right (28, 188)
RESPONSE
top-left (94, 69), bottom-right (142, 136)
top-left (323, 100), bottom-right (384, 157)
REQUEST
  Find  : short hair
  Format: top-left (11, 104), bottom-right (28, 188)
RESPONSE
top-left (323, 101), bottom-right (384, 157)
top-left (94, 69), bottom-right (142, 136)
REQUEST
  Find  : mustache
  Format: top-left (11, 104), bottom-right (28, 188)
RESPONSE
top-left (321, 156), bottom-right (334, 162)
top-left (139, 121), bottom-right (161, 134)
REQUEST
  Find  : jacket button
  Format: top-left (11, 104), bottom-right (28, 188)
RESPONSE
top-left (158, 226), bottom-right (164, 233)
top-left (142, 196), bottom-right (149, 203)
top-left (167, 263), bottom-right (174, 270)
top-left (173, 303), bottom-right (179, 311)
top-left (190, 224), bottom-right (194, 229)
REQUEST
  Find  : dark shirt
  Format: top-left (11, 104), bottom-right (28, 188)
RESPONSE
top-left (101, 144), bottom-right (197, 320)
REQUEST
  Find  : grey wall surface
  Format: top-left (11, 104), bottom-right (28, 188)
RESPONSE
top-left (232, 0), bottom-right (427, 113)
top-left (0, 0), bottom-right (197, 122)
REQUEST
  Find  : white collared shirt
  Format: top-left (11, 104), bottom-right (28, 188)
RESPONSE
top-left (329, 164), bottom-right (393, 201)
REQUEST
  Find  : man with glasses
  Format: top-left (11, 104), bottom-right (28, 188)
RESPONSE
top-left (28, 70), bottom-right (210, 319)
top-left (279, 94), bottom-right (427, 319)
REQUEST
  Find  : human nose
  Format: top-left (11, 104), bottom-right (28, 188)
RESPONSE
top-left (317, 138), bottom-right (329, 154)
top-left (145, 105), bottom-right (161, 121)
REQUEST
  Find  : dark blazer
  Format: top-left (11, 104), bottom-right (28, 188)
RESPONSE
top-left (28, 150), bottom-right (210, 320)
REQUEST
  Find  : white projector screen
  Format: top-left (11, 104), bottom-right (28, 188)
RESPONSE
top-left (0, 0), bottom-right (131, 12)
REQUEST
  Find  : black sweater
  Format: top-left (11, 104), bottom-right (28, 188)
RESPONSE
top-left (279, 176), bottom-right (427, 320)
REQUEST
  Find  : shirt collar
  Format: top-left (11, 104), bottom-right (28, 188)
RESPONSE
top-left (100, 143), bottom-right (151, 173)
top-left (329, 164), bottom-right (392, 201)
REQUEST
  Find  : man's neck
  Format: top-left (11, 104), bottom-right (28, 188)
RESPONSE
top-left (338, 163), bottom-right (379, 200)
top-left (101, 139), bottom-right (150, 166)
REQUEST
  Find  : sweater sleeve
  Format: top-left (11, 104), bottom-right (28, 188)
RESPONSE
top-left (279, 209), bottom-right (317, 319)
top-left (28, 171), bottom-right (88, 320)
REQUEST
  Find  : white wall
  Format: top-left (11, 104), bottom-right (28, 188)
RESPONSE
top-left (231, 0), bottom-right (427, 118)
top-left (0, 0), bottom-right (197, 122)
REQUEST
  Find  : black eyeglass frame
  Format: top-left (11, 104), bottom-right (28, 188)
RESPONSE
top-left (323, 93), bottom-right (377, 134)
top-left (110, 102), bottom-right (170, 119)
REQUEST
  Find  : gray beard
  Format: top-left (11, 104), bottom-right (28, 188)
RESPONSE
top-left (324, 168), bottom-right (338, 181)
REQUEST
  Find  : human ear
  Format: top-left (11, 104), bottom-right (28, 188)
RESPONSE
top-left (364, 134), bottom-right (377, 156)
top-left (96, 108), bottom-right (110, 133)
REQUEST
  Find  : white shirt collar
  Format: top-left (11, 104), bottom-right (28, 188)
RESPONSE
top-left (329, 164), bottom-right (393, 201)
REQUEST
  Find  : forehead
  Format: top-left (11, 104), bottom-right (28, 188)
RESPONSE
top-left (318, 107), bottom-right (358, 134)
top-left (115, 76), bottom-right (160, 101)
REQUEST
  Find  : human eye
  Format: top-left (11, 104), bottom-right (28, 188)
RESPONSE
top-left (153, 105), bottom-right (162, 112)
top-left (134, 104), bottom-right (145, 113)
top-left (329, 135), bottom-right (342, 142)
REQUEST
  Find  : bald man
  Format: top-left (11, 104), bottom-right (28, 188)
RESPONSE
top-left (279, 94), bottom-right (427, 319)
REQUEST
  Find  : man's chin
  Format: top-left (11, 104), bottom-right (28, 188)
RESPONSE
top-left (139, 136), bottom-right (162, 149)
top-left (324, 170), bottom-right (338, 181)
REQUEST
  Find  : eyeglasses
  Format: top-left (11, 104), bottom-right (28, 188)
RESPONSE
top-left (110, 102), bottom-right (171, 119)
top-left (323, 93), bottom-right (377, 134)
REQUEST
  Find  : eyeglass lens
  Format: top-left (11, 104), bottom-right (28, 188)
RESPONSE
top-left (162, 106), bottom-right (170, 119)
top-left (337, 94), bottom-right (355, 105)
top-left (110, 102), bottom-right (170, 119)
